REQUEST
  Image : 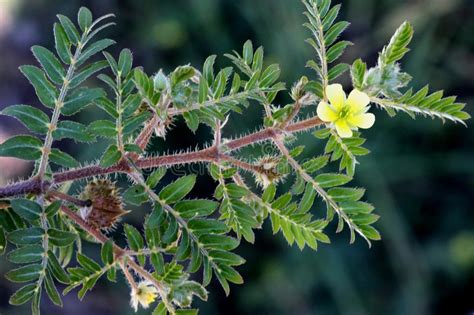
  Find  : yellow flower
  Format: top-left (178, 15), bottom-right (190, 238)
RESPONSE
top-left (130, 281), bottom-right (159, 312)
top-left (317, 84), bottom-right (375, 138)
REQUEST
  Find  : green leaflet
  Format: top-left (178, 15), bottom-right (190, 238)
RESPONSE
top-left (10, 199), bottom-right (42, 222)
top-left (78, 7), bottom-right (93, 32)
top-left (31, 45), bottom-right (65, 85)
top-left (54, 120), bottom-right (95, 142)
top-left (20, 65), bottom-right (58, 108)
top-left (61, 87), bottom-right (105, 116)
top-left (379, 21), bottom-right (413, 65)
top-left (50, 148), bottom-right (79, 168)
top-left (159, 175), bottom-right (196, 204)
top-left (48, 229), bottom-right (77, 247)
top-left (99, 144), bottom-right (122, 167)
top-left (1, 105), bottom-right (50, 134)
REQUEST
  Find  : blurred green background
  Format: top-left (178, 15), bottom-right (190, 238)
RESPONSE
top-left (0, 0), bottom-right (473, 314)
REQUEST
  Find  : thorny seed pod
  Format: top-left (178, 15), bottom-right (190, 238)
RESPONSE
top-left (80, 178), bottom-right (129, 230)
top-left (253, 156), bottom-right (285, 188)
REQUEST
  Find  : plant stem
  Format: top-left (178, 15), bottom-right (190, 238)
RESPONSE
top-left (58, 204), bottom-right (175, 312)
top-left (36, 36), bottom-right (86, 179)
top-left (0, 116), bottom-right (323, 198)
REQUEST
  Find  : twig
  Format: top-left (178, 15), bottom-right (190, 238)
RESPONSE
top-left (0, 116), bottom-right (324, 198)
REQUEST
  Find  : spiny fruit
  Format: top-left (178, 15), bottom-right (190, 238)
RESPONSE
top-left (253, 156), bottom-right (285, 188)
top-left (80, 178), bottom-right (129, 230)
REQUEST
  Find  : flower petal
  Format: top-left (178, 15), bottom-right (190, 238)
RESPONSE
top-left (317, 101), bottom-right (338, 122)
top-left (347, 89), bottom-right (370, 113)
top-left (335, 120), bottom-right (353, 138)
top-left (348, 113), bottom-right (375, 129)
top-left (325, 84), bottom-right (346, 109)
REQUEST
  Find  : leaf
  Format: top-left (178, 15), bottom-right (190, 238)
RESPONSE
top-left (9, 283), bottom-right (37, 305)
top-left (199, 234), bottom-right (239, 251)
top-left (203, 55), bottom-right (217, 85)
top-left (123, 111), bottom-right (151, 135)
top-left (61, 87), bottom-right (105, 116)
top-left (118, 48), bottom-right (133, 77)
top-left (159, 175), bottom-right (196, 204)
top-left (0, 135), bottom-right (42, 160)
top-left (100, 144), bottom-right (122, 167)
top-left (188, 219), bottom-right (228, 236)
top-left (123, 185), bottom-right (148, 206)
top-left (54, 23), bottom-right (72, 64)
top-left (124, 224), bottom-right (144, 251)
top-left (322, 4), bottom-right (341, 30)
top-left (298, 183), bottom-right (316, 213)
top-left (325, 21), bottom-right (350, 47)
top-left (146, 168), bottom-right (167, 189)
top-left (359, 225), bottom-right (381, 241)
top-left (78, 7), bottom-right (93, 32)
top-left (77, 253), bottom-right (101, 272)
top-left (87, 120), bottom-right (117, 138)
top-left (259, 64), bottom-right (280, 88)
top-left (32, 45), bottom-right (66, 85)
top-left (243, 40), bottom-right (253, 65)
top-left (379, 21), bottom-right (413, 65)
top-left (171, 65), bottom-right (195, 87)
top-left (50, 148), bottom-right (79, 168)
top-left (326, 41), bottom-right (351, 63)
top-left (57, 14), bottom-right (80, 44)
top-left (328, 63), bottom-right (350, 81)
top-left (315, 173), bottom-right (352, 188)
top-left (77, 39), bottom-right (116, 66)
top-left (1, 105), bottom-right (50, 134)
top-left (47, 250), bottom-right (71, 284)
top-left (70, 60), bottom-right (108, 88)
top-left (48, 229), bottom-right (77, 247)
top-left (103, 52), bottom-right (119, 76)
top-left (198, 76), bottom-right (209, 104)
top-left (122, 94), bottom-right (142, 117)
top-left (351, 58), bottom-right (366, 90)
top-left (6, 264), bottom-right (42, 283)
top-left (328, 187), bottom-right (365, 202)
top-left (101, 241), bottom-right (114, 265)
top-left (302, 156), bottom-right (329, 173)
top-left (10, 199), bottom-right (42, 222)
top-left (54, 120), bottom-right (95, 142)
top-left (184, 111), bottom-right (200, 133)
top-left (8, 245), bottom-right (44, 264)
top-left (175, 199), bottom-right (218, 219)
top-left (8, 228), bottom-right (44, 245)
top-left (44, 272), bottom-right (63, 306)
top-left (20, 65), bottom-right (58, 108)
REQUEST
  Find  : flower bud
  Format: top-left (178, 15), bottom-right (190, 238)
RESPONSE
top-left (153, 70), bottom-right (170, 92)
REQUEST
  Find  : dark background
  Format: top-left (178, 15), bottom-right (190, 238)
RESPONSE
top-left (0, 0), bottom-right (473, 314)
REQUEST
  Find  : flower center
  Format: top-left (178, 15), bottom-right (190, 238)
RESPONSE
top-left (338, 104), bottom-right (351, 119)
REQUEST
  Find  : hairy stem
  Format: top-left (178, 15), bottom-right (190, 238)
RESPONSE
top-left (0, 116), bottom-right (323, 197)
top-left (59, 204), bottom-right (174, 312)
top-left (272, 138), bottom-right (370, 245)
top-left (36, 35), bottom-right (87, 179)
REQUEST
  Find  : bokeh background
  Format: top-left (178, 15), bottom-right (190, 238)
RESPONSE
top-left (0, 0), bottom-right (473, 314)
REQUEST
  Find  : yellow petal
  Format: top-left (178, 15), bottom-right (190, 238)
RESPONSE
top-left (347, 89), bottom-right (370, 113)
top-left (348, 113), bottom-right (375, 129)
top-left (325, 84), bottom-right (346, 109)
top-left (317, 101), bottom-right (338, 122)
top-left (335, 120), bottom-right (353, 138)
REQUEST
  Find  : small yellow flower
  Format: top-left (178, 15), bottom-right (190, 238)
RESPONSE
top-left (130, 281), bottom-right (159, 312)
top-left (317, 84), bottom-right (375, 138)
